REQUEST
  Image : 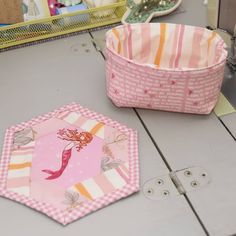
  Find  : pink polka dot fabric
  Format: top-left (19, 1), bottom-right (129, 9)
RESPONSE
top-left (105, 23), bottom-right (227, 114)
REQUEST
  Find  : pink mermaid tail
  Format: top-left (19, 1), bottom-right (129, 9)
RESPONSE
top-left (42, 148), bottom-right (72, 180)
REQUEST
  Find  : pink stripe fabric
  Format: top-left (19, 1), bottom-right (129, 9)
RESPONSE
top-left (188, 27), bottom-right (205, 68)
top-left (122, 26), bottom-right (128, 58)
top-left (11, 151), bottom-right (33, 156)
top-left (127, 24), bottom-right (133, 59)
top-left (74, 116), bottom-right (87, 127)
top-left (213, 40), bottom-right (225, 64)
top-left (13, 146), bottom-right (34, 151)
top-left (174, 24), bottom-right (185, 68)
top-left (116, 167), bottom-right (129, 183)
top-left (141, 24), bottom-right (151, 63)
top-left (169, 24), bottom-right (180, 68)
top-left (57, 111), bottom-right (71, 119)
top-left (93, 174), bottom-right (115, 194)
top-left (120, 164), bottom-right (129, 175)
top-left (7, 177), bottom-right (30, 188)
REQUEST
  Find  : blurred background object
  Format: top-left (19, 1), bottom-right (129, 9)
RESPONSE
top-left (207, 0), bottom-right (236, 108)
top-left (0, 0), bottom-right (24, 24)
top-left (207, 0), bottom-right (236, 70)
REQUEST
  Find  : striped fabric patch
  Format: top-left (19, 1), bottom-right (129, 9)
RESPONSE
top-left (7, 142), bottom-right (35, 196)
top-left (61, 112), bottom-right (104, 139)
top-left (154, 23), bottom-right (166, 67)
top-left (68, 163), bottom-right (129, 201)
top-left (107, 23), bottom-right (225, 69)
top-left (112, 28), bottom-right (122, 54)
top-left (64, 112), bottom-right (81, 124)
top-left (208, 31), bottom-right (217, 53)
top-left (81, 120), bottom-right (104, 138)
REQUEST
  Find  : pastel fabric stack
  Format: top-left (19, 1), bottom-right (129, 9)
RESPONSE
top-left (0, 103), bottom-right (139, 225)
top-left (105, 23), bottom-right (227, 114)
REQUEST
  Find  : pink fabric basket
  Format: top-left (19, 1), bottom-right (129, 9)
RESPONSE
top-left (105, 23), bottom-right (228, 114)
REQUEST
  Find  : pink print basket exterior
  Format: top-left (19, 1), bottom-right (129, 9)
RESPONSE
top-left (105, 23), bottom-right (228, 114)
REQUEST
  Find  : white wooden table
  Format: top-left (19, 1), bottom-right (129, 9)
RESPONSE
top-left (0, 1), bottom-right (235, 235)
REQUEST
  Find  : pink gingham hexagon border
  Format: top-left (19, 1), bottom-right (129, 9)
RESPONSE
top-left (0, 103), bottom-right (139, 225)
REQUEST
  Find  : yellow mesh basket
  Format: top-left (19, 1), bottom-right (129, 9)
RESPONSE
top-left (0, 1), bottom-right (126, 49)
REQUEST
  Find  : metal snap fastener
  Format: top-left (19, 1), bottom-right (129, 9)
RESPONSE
top-left (191, 181), bottom-right (199, 188)
top-left (156, 179), bottom-right (164, 185)
top-left (184, 170), bottom-right (192, 177)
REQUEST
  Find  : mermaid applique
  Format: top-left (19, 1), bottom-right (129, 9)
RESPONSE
top-left (42, 129), bottom-right (93, 180)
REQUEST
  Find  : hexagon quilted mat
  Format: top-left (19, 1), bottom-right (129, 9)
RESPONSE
top-left (0, 103), bottom-right (139, 225)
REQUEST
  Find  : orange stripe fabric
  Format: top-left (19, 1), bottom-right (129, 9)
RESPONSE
top-left (90, 122), bottom-right (104, 135)
top-left (75, 183), bottom-right (93, 201)
top-left (112, 28), bottom-right (121, 54)
top-left (208, 31), bottom-right (216, 53)
top-left (9, 162), bottom-right (31, 170)
top-left (154, 23), bottom-right (166, 67)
